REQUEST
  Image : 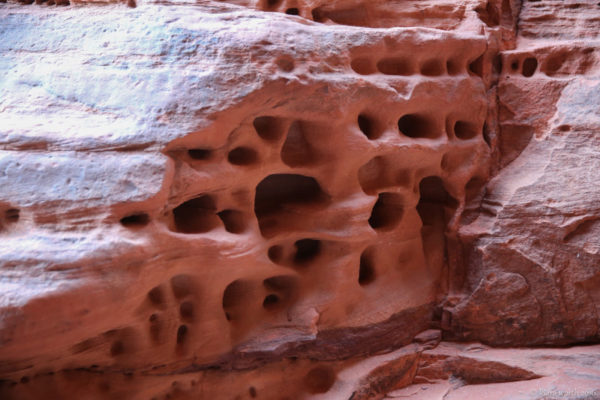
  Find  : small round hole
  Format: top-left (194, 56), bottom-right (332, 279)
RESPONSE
top-left (285, 7), bottom-right (299, 15)
top-left (120, 213), bottom-right (150, 227)
top-left (522, 57), bottom-right (538, 77)
top-left (268, 245), bottom-right (284, 263)
top-left (188, 149), bottom-right (212, 160)
top-left (228, 147), bottom-right (258, 165)
top-left (263, 294), bottom-right (280, 309)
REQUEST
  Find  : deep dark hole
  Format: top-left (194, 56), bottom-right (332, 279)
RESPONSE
top-left (522, 57), bottom-right (538, 77)
top-left (263, 294), bottom-right (280, 309)
top-left (176, 325), bottom-right (188, 344)
top-left (217, 209), bottom-right (246, 234)
top-left (120, 213), bottom-right (149, 227)
top-left (253, 116), bottom-right (284, 141)
top-left (454, 121), bottom-right (479, 140)
top-left (285, 7), bottom-right (299, 15)
top-left (358, 114), bottom-right (380, 139)
top-left (398, 114), bottom-right (434, 138)
top-left (254, 174), bottom-right (326, 217)
top-left (558, 124), bottom-right (571, 132)
top-left (294, 239), bottom-right (321, 264)
top-left (510, 60), bottom-right (519, 71)
top-left (173, 195), bottom-right (217, 234)
top-left (188, 149), bottom-right (212, 160)
top-left (358, 251), bottom-right (376, 285)
top-left (5, 208), bottom-right (19, 223)
top-left (228, 147), bottom-right (258, 166)
top-left (368, 193), bottom-right (403, 230)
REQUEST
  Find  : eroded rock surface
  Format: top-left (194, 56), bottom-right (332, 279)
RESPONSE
top-left (1, 0), bottom-right (599, 399)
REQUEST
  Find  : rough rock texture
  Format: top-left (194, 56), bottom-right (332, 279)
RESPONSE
top-left (0, 0), bottom-right (599, 399)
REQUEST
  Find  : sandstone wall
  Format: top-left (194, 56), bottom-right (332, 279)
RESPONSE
top-left (1, 0), bottom-right (599, 399)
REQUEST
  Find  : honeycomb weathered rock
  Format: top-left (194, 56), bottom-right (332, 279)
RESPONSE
top-left (1, 0), bottom-right (600, 399)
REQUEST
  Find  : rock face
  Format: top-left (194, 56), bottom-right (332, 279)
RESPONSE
top-left (0, 0), bottom-right (599, 399)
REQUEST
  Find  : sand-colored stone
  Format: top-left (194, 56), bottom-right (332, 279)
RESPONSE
top-left (1, 0), bottom-right (599, 399)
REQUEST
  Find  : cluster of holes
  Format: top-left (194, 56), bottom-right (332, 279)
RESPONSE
top-left (351, 55), bottom-right (484, 77)
top-left (222, 275), bottom-right (298, 321)
top-left (146, 275), bottom-right (195, 349)
top-left (171, 194), bottom-right (246, 234)
top-left (16, 0), bottom-right (71, 5)
top-left (509, 56), bottom-right (538, 77)
top-left (357, 112), bottom-right (482, 141)
top-left (186, 145), bottom-right (260, 166)
top-left (263, 0), bottom-right (371, 28)
top-left (268, 238), bottom-right (322, 267)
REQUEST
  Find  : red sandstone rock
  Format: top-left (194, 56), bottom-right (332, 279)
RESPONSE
top-left (0, 0), bottom-right (599, 399)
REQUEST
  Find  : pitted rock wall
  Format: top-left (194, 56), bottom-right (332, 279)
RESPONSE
top-left (1, 1), bottom-right (600, 399)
